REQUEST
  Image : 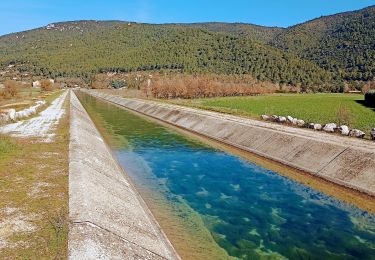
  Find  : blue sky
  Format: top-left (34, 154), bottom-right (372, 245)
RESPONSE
top-left (0, 0), bottom-right (374, 36)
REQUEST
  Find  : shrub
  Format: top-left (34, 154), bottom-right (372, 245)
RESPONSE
top-left (40, 79), bottom-right (54, 91)
top-left (150, 74), bottom-right (276, 99)
top-left (0, 80), bottom-right (20, 99)
top-left (92, 74), bottom-right (108, 89)
top-left (362, 79), bottom-right (375, 94)
top-left (365, 90), bottom-right (375, 107)
top-left (110, 80), bottom-right (127, 89)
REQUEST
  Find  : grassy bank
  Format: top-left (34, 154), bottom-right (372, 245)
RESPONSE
top-left (0, 95), bottom-right (69, 258)
top-left (166, 93), bottom-right (375, 134)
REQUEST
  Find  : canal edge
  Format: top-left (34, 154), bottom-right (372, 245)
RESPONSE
top-left (68, 90), bottom-right (181, 260)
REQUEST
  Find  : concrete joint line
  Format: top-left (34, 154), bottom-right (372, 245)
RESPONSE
top-left (316, 146), bottom-right (350, 174)
top-left (71, 221), bottom-right (168, 259)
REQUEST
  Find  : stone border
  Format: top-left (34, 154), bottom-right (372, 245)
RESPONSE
top-left (69, 90), bottom-right (180, 259)
top-left (83, 89), bottom-right (375, 197)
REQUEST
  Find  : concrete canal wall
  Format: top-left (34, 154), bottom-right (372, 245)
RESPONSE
top-left (82, 89), bottom-right (375, 197)
top-left (69, 91), bottom-right (179, 259)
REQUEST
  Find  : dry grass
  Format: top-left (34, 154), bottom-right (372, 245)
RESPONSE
top-left (0, 87), bottom-right (40, 108)
top-left (0, 94), bottom-right (69, 259)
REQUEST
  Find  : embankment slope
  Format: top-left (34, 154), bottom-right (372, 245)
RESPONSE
top-left (69, 90), bottom-right (179, 259)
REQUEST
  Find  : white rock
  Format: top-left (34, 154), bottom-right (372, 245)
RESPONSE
top-left (278, 116), bottom-right (287, 123)
top-left (349, 129), bottom-right (365, 138)
top-left (323, 123), bottom-right (337, 133)
top-left (338, 125), bottom-right (350, 136)
top-left (7, 109), bottom-right (16, 121)
top-left (296, 119), bottom-right (305, 127)
top-left (287, 116), bottom-right (294, 123)
top-left (313, 124), bottom-right (322, 130)
top-left (261, 115), bottom-right (270, 121)
top-left (271, 115), bottom-right (279, 121)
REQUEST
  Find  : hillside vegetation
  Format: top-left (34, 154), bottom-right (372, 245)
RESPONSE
top-left (178, 6), bottom-right (375, 85)
top-left (0, 21), bottom-right (334, 90)
top-left (177, 22), bottom-right (283, 43)
top-left (1, 5), bottom-right (375, 92)
top-left (271, 5), bottom-right (375, 82)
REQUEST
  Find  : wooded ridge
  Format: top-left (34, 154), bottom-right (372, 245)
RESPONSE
top-left (0, 5), bottom-right (374, 91)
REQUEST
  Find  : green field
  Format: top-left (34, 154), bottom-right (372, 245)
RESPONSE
top-left (169, 93), bottom-right (375, 135)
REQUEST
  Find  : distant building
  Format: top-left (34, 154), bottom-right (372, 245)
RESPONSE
top-left (33, 80), bottom-right (41, 88)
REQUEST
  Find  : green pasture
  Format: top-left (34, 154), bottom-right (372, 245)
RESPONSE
top-left (171, 94), bottom-right (375, 134)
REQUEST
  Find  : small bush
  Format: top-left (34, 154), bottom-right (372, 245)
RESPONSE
top-left (110, 80), bottom-right (127, 89)
top-left (0, 80), bottom-right (20, 99)
top-left (40, 79), bottom-right (54, 91)
top-left (365, 90), bottom-right (375, 107)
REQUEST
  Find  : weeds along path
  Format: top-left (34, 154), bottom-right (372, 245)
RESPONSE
top-left (0, 90), bottom-right (68, 142)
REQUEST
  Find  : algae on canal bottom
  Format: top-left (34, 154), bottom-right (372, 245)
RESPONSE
top-left (78, 92), bottom-right (375, 260)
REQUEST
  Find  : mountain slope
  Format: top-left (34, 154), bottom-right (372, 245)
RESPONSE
top-left (0, 21), bottom-right (335, 88)
top-left (271, 5), bottom-right (375, 81)
top-left (176, 22), bottom-right (284, 43)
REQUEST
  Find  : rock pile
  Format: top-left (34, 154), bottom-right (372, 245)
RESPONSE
top-left (260, 114), bottom-right (372, 140)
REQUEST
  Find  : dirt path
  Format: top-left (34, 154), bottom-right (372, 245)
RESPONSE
top-left (0, 90), bottom-right (68, 142)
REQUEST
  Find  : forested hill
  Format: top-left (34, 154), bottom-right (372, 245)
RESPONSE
top-left (182, 6), bottom-right (375, 83)
top-left (1, 5), bottom-right (375, 90)
top-left (270, 5), bottom-right (375, 81)
top-left (175, 22), bottom-right (284, 43)
top-left (0, 21), bottom-right (334, 89)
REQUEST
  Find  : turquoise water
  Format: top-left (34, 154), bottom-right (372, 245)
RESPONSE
top-left (79, 94), bottom-right (375, 260)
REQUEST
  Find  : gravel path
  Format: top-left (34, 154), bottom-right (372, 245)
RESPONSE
top-left (0, 91), bottom-right (68, 142)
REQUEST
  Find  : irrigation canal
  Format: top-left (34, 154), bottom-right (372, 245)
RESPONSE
top-left (78, 92), bottom-right (375, 260)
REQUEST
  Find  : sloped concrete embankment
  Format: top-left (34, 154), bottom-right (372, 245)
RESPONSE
top-left (69, 91), bottom-right (179, 259)
top-left (82, 89), bottom-right (375, 197)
